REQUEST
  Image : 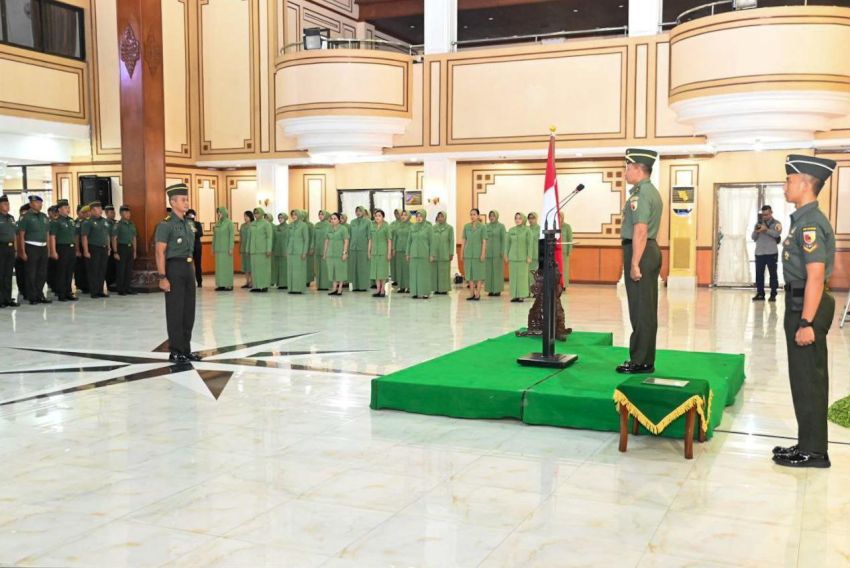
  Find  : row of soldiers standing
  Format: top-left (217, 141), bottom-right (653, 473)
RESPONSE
top-left (0, 195), bottom-right (137, 307)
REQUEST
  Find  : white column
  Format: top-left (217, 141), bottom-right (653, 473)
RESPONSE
top-left (423, 158), bottom-right (457, 271)
top-left (424, 0), bottom-right (457, 54)
top-left (0, 162), bottom-right (6, 194)
top-left (629, 0), bottom-right (662, 37)
top-left (256, 162), bottom-right (289, 217)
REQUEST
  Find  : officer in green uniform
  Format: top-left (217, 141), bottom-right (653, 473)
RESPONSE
top-left (462, 208), bottom-right (487, 301)
top-left (239, 211), bottom-right (254, 288)
top-left (430, 211), bottom-right (454, 295)
top-left (74, 205), bottom-right (90, 295)
top-left (368, 209), bottom-right (392, 297)
top-left (347, 206), bottom-right (371, 291)
top-left (48, 199), bottom-right (78, 301)
top-left (772, 155), bottom-right (837, 469)
top-left (155, 184), bottom-right (200, 363)
top-left (392, 210), bottom-right (411, 293)
top-left (286, 209), bottom-right (309, 294)
top-left (617, 148), bottom-right (663, 374)
top-left (81, 201), bottom-right (112, 298)
top-left (111, 205), bottom-right (138, 295)
top-left (0, 195), bottom-right (18, 308)
top-left (323, 212), bottom-right (349, 296)
top-left (15, 203), bottom-right (30, 301)
top-left (484, 210), bottom-right (506, 296)
top-left (46, 205), bottom-right (59, 295)
top-left (249, 206), bottom-right (273, 292)
top-left (527, 212), bottom-right (540, 296)
top-left (305, 213), bottom-right (316, 288)
top-left (212, 207), bottom-right (235, 291)
top-left (407, 209), bottom-right (432, 299)
top-left (18, 195), bottom-right (51, 304)
top-left (313, 211), bottom-right (331, 290)
top-left (559, 210), bottom-right (574, 288)
top-left (104, 204), bottom-right (118, 290)
top-left (505, 212), bottom-right (533, 302)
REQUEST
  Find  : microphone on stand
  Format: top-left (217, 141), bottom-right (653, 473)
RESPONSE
top-left (544, 184), bottom-right (585, 231)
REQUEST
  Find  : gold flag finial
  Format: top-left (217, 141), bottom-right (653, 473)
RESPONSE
top-left (549, 125), bottom-right (557, 134)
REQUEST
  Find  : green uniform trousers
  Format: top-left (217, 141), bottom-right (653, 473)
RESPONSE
top-left (433, 260), bottom-right (451, 293)
top-left (409, 257), bottom-right (432, 296)
top-left (274, 255), bottom-right (287, 288)
top-left (509, 261), bottom-right (530, 299)
top-left (485, 257), bottom-right (504, 294)
top-left (287, 256), bottom-right (307, 292)
top-left (623, 241), bottom-right (661, 366)
top-left (164, 257), bottom-right (195, 355)
top-left (315, 255), bottom-right (330, 289)
top-left (562, 254), bottom-right (571, 288)
top-left (251, 254), bottom-right (271, 289)
top-left (784, 290), bottom-right (835, 454)
top-left (349, 249), bottom-right (370, 290)
top-left (394, 256), bottom-right (410, 289)
top-left (215, 253), bottom-right (233, 288)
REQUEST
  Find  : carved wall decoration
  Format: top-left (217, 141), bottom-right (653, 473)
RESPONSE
top-left (119, 25), bottom-right (140, 78)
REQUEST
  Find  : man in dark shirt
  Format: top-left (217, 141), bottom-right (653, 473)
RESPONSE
top-left (187, 209), bottom-right (204, 288)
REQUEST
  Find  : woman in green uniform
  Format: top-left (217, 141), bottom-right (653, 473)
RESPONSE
top-left (239, 210), bottom-right (254, 289)
top-left (323, 212), bottom-right (349, 296)
top-left (286, 209), bottom-right (309, 294)
top-left (407, 209), bottom-right (432, 299)
top-left (558, 210), bottom-right (573, 287)
top-left (392, 210), bottom-right (411, 293)
top-left (430, 211), bottom-right (454, 295)
top-left (313, 210), bottom-right (331, 290)
top-left (249, 207), bottom-right (273, 292)
top-left (505, 212), bottom-right (533, 302)
top-left (212, 207), bottom-right (234, 291)
top-left (389, 209), bottom-right (401, 285)
top-left (368, 209), bottom-right (392, 297)
top-left (462, 208), bottom-right (487, 301)
top-left (485, 210), bottom-right (506, 296)
top-left (305, 212), bottom-right (315, 288)
top-left (348, 206), bottom-right (371, 291)
top-left (273, 212), bottom-right (288, 290)
top-left (527, 212), bottom-right (540, 296)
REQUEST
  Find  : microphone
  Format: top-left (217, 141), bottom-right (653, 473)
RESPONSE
top-left (544, 184), bottom-right (585, 230)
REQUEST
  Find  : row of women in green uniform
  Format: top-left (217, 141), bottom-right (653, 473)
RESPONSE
top-left (209, 206), bottom-right (572, 297)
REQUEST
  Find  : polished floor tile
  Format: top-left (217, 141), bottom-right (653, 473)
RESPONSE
top-left (0, 283), bottom-right (848, 567)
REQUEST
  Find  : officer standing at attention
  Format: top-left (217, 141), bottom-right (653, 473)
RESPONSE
top-left (187, 209), bottom-right (204, 288)
top-left (617, 149), bottom-right (663, 374)
top-left (772, 155), bottom-right (837, 469)
top-left (46, 205), bottom-right (59, 295)
top-left (104, 205), bottom-right (118, 290)
top-left (18, 195), bottom-right (51, 305)
top-left (81, 202), bottom-right (111, 298)
top-left (751, 204), bottom-right (782, 302)
top-left (48, 199), bottom-right (78, 302)
top-left (0, 195), bottom-right (19, 308)
top-left (15, 203), bottom-right (30, 301)
top-left (74, 205), bottom-right (90, 295)
top-left (111, 206), bottom-right (138, 295)
top-left (155, 184), bottom-right (201, 363)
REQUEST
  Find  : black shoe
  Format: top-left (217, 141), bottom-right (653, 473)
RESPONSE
top-left (752, 295), bottom-right (765, 302)
top-left (250, 289), bottom-right (260, 293)
top-left (38, 297), bottom-right (52, 304)
top-left (772, 444), bottom-right (798, 457)
top-left (289, 291), bottom-right (303, 295)
top-left (128, 290), bottom-right (138, 295)
top-left (185, 352), bottom-right (203, 362)
top-left (354, 289), bottom-right (367, 293)
top-left (215, 287), bottom-right (226, 291)
top-left (412, 295), bottom-right (419, 299)
top-left (29, 300), bottom-right (40, 305)
top-left (58, 297), bottom-right (68, 302)
top-left (421, 295), bottom-right (429, 300)
top-left (773, 451), bottom-right (830, 468)
top-left (328, 291), bottom-right (338, 296)
top-left (768, 294), bottom-right (777, 302)
top-left (7, 300), bottom-right (19, 308)
top-left (225, 287), bottom-right (233, 291)
top-left (615, 362), bottom-right (655, 374)
top-left (241, 284), bottom-right (251, 289)
top-left (118, 292), bottom-right (127, 296)
top-left (169, 352), bottom-right (189, 363)
top-left (197, 283), bottom-right (203, 288)
top-left (471, 296), bottom-right (480, 301)
top-left (372, 292), bottom-right (382, 297)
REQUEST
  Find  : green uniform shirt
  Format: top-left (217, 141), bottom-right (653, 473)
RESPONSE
top-left (393, 221), bottom-right (411, 253)
top-left (430, 223), bottom-right (455, 261)
top-left (81, 216), bottom-right (112, 247)
top-left (113, 219), bottom-right (138, 245)
top-left (18, 211), bottom-right (49, 243)
top-left (782, 201), bottom-right (834, 283)
top-left (349, 217), bottom-right (370, 251)
top-left (0, 213), bottom-right (17, 243)
top-left (154, 214), bottom-right (195, 258)
top-left (49, 215), bottom-right (77, 245)
top-left (621, 178), bottom-right (662, 240)
top-left (325, 225), bottom-right (349, 256)
top-left (463, 222), bottom-right (487, 259)
top-left (369, 222), bottom-right (391, 256)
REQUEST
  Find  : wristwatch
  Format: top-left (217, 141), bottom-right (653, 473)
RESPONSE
top-left (798, 319), bottom-right (813, 329)
top-left (157, 273), bottom-right (167, 280)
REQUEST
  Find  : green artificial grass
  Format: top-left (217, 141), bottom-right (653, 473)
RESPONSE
top-left (828, 395), bottom-right (850, 428)
top-left (371, 331), bottom-right (745, 440)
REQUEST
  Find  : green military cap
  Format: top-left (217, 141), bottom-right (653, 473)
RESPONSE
top-left (625, 148), bottom-right (658, 168)
top-left (28, 194), bottom-right (43, 202)
top-left (104, 204), bottom-right (115, 211)
top-left (57, 199), bottom-right (69, 207)
top-left (0, 195), bottom-right (8, 203)
top-left (166, 183), bottom-right (189, 197)
top-left (80, 205), bottom-right (90, 213)
top-left (48, 205), bottom-right (58, 213)
top-left (89, 201), bottom-right (102, 208)
top-left (119, 205), bottom-right (130, 212)
top-left (785, 154), bottom-right (836, 183)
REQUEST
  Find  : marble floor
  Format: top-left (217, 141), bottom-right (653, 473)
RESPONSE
top-left (1, 280), bottom-right (849, 567)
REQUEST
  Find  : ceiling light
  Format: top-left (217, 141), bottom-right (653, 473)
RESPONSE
top-left (573, 9), bottom-right (579, 13)
top-left (488, 16), bottom-right (494, 21)
top-left (463, 25), bottom-right (468, 29)
top-left (409, 25), bottom-right (415, 29)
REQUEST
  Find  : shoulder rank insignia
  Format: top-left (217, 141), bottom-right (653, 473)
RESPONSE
top-left (163, 215), bottom-right (171, 221)
top-left (802, 227), bottom-right (818, 253)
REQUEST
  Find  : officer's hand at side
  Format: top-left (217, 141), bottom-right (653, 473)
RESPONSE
top-left (83, 252), bottom-right (90, 259)
top-left (159, 277), bottom-right (171, 292)
top-left (795, 326), bottom-right (815, 347)
top-left (114, 253), bottom-right (120, 260)
top-left (20, 252), bottom-right (27, 262)
top-left (50, 252), bottom-right (58, 260)
top-left (387, 252), bottom-right (392, 261)
top-left (630, 265), bottom-right (642, 281)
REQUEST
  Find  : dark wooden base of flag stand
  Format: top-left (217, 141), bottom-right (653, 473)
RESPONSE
top-left (517, 227), bottom-right (578, 369)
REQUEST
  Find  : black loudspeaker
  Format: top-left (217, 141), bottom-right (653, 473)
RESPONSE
top-left (79, 176), bottom-right (112, 206)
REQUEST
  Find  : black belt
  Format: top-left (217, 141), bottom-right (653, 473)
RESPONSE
top-left (167, 257), bottom-right (194, 263)
top-left (90, 244), bottom-right (107, 248)
top-left (621, 238), bottom-right (656, 245)
top-left (57, 243), bottom-right (75, 247)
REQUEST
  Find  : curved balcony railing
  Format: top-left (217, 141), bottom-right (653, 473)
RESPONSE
top-left (281, 38), bottom-right (419, 56)
top-left (661, 0), bottom-right (841, 30)
top-left (451, 26), bottom-right (628, 50)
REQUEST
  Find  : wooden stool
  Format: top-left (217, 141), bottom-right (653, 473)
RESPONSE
top-left (618, 403), bottom-right (706, 459)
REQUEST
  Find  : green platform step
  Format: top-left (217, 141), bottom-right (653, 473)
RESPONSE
top-left (370, 331), bottom-right (745, 439)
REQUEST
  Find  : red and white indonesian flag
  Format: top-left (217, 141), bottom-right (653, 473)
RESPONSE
top-left (541, 132), bottom-right (565, 286)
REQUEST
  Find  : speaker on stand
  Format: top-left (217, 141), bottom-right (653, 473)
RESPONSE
top-left (79, 176), bottom-right (113, 206)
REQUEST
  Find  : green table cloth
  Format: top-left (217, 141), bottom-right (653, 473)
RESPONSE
top-left (613, 376), bottom-right (712, 436)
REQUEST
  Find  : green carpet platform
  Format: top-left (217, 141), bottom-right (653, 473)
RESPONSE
top-left (370, 331), bottom-right (745, 439)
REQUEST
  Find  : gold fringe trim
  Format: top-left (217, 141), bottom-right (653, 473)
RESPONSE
top-left (613, 389), bottom-right (712, 435)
